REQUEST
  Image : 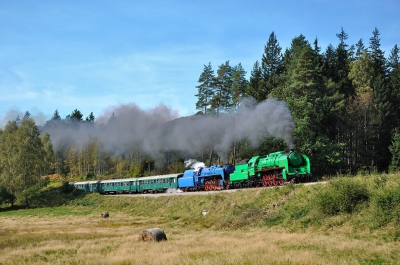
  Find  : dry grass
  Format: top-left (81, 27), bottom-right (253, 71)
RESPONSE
top-left (1, 212), bottom-right (399, 265)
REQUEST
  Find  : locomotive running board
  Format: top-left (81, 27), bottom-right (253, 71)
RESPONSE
top-left (255, 166), bottom-right (285, 173)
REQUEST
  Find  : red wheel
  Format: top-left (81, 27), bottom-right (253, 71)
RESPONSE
top-left (262, 175), bottom-right (268, 187)
top-left (225, 181), bottom-right (230, 190)
top-left (213, 180), bottom-right (217, 190)
top-left (279, 179), bottom-right (284, 186)
top-left (205, 181), bottom-right (209, 191)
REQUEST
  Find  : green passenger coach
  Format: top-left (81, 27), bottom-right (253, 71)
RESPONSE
top-left (100, 178), bottom-right (138, 194)
top-left (136, 174), bottom-right (179, 193)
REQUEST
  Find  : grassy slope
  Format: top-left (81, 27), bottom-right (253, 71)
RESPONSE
top-left (1, 174), bottom-right (400, 264)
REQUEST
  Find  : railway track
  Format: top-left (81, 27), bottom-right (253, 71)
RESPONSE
top-left (107, 181), bottom-right (327, 198)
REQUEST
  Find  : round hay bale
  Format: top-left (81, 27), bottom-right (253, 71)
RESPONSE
top-left (138, 228), bottom-right (167, 242)
top-left (100, 211), bottom-right (109, 218)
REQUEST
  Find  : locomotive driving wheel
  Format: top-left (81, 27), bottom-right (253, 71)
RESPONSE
top-left (262, 175), bottom-right (268, 187)
top-left (267, 174), bottom-right (274, 186)
top-left (225, 181), bottom-right (230, 190)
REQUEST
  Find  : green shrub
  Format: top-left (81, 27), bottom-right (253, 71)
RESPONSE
top-left (314, 178), bottom-right (369, 216)
top-left (61, 181), bottom-right (74, 194)
top-left (372, 185), bottom-right (400, 226)
top-left (0, 186), bottom-right (16, 206)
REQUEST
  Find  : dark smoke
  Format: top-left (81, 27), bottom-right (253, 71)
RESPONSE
top-left (41, 97), bottom-right (295, 161)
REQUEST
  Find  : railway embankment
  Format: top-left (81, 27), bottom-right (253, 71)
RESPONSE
top-left (18, 174), bottom-right (400, 234)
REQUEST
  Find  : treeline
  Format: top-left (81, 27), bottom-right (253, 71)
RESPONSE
top-left (195, 27), bottom-right (400, 176)
top-left (1, 27), bottom-right (400, 206)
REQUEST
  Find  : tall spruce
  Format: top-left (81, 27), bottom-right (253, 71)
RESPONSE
top-left (387, 44), bottom-right (399, 71)
top-left (388, 45), bottom-right (400, 129)
top-left (355, 38), bottom-right (366, 60)
top-left (247, 61), bottom-right (263, 101)
top-left (260, 32), bottom-right (283, 100)
top-left (195, 62), bottom-right (215, 114)
top-left (334, 27), bottom-right (354, 98)
top-left (211, 61), bottom-right (233, 116)
top-left (66, 109), bottom-right (84, 122)
top-left (369, 27), bottom-right (392, 171)
top-left (322, 44), bottom-right (336, 81)
top-left (231, 63), bottom-right (248, 109)
top-left (369, 27), bottom-right (387, 78)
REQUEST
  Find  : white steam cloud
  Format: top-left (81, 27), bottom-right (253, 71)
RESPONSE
top-left (184, 159), bottom-right (206, 170)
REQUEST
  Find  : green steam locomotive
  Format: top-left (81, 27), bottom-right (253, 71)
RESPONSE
top-left (229, 149), bottom-right (311, 188)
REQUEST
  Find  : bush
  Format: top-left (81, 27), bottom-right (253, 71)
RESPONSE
top-left (61, 181), bottom-right (74, 194)
top-left (314, 177), bottom-right (369, 216)
top-left (0, 186), bottom-right (16, 206)
top-left (372, 185), bottom-right (400, 226)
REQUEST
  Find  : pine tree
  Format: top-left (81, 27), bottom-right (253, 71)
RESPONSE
top-left (322, 44), bottom-right (336, 80)
top-left (369, 27), bottom-right (392, 171)
top-left (66, 109), bottom-right (84, 122)
top-left (86, 112), bottom-right (95, 122)
top-left (388, 45), bottom-right (400, 129)
top-left (211, 61), bottom-right (233, 116)
top-left (260, 32), bottom-right (283, 100)
top-left (246, 61), bottom-right (263, 101)
top-left (52, 109), bottom-right (61, 120)
top-left (231, 63), bottom-right (248, 109)
top-left (369, 27), bottom-right (387, 78)
top-left (195, 62), bottom-right (215, 114)
top-left (334, 27), bottom-right (354, 98)
top-left (387, 44), bottom-right (399, 72)
top-left (355, 38), bottom-right (366, 60)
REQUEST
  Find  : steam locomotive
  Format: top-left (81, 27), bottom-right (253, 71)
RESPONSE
top-left (228, 149), bottom-right (311, 189)
top-left (73, 150), bottom-right (311, 194)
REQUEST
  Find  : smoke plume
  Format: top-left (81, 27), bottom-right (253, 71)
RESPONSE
top-left (41, 97), bottom-right (295, 162)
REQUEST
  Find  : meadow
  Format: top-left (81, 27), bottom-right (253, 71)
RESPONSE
top-left (1, 175), bottom-right (400, 265)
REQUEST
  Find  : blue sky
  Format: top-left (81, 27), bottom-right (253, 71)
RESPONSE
top-left (1, 0), bottom-right (399, 128)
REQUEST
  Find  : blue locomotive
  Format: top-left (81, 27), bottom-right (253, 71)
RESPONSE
top-left (178, 164), bottom-right (235, 191)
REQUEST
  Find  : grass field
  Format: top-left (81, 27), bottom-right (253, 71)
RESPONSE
top-left (1, 175), bottom-right (400, 264)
